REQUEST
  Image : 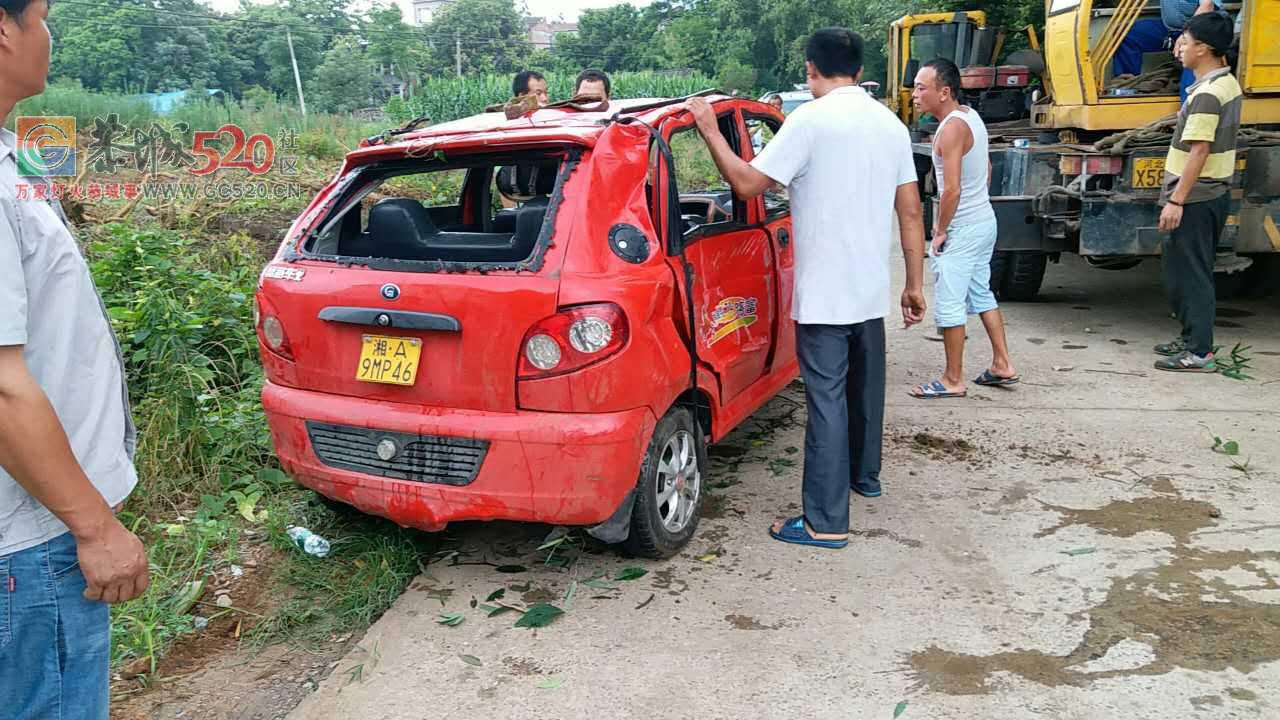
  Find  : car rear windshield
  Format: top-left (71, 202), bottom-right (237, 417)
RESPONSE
top-left (300, 150), bottom-right (570, 269)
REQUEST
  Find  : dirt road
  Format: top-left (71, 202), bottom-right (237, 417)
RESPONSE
top-left (287, 255), bottom-right (1280, 719)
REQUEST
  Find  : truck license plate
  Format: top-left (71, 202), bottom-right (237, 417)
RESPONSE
top-left (1131, 157), bottom-right (1166, 189)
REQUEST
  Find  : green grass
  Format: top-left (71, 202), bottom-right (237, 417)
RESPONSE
top-left (13, 82), bottom-right (384, 161)
top-left (84, 222), bottom-right (428, 680)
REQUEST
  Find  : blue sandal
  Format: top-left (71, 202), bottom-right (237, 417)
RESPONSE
top-left (974, 369), bottom-right (1020, 387)
top-left (769, 516), bottom-right (849, 549)
top-left (910, 380), bottom-right (967, 399)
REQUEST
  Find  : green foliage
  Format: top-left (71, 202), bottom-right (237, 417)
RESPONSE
top-left (425, 0), bottom-right (533, 76)
top-left (312, 36), bottom-right (379, 113)
top-left (84, 224), bottom-right (430, 675)
top-left (402, 71), bottom-right (716, 124)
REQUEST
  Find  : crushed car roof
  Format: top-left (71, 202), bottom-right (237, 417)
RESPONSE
top-left (348, 95), bottom-right (737, 161)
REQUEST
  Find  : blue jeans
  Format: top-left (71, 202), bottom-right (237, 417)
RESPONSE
top-left (931, 214), bottom-right (1000, 328)
top-left (0, 531), bottom-right (110, 720)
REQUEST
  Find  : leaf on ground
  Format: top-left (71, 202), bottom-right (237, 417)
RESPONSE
top-left (537, 678), bottom-right (565, 689)
top-left (515, 603), bottom-right (564, 629)
top-left (697, 553), bottom-right (719, 563)
top-left (894, 700), bottom-right (909, 718)
top-left (486, 605), bottom-right (516, 618)
top-left (614, 567), bottom-right (648, 582)
top-left (1223, 440), bottom-right (1240, 456)
top-left (459, 654), bottom-right (483, 667)
top-left (582, 578), bottom-right (618, 590)
top-left (1061, 547), bottom-right (1097, 557)
top-left (436, 612), bottom-right (465, 626)
top-left (486, 588), bottom-right (505, 602)
top-left (496, 565), bottom-right (528, 574)
top-left (563, 580), bottom-right (577, 607)
top-left (509, 582), bottom-right (532, 592)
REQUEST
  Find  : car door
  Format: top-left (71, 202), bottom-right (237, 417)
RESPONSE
top-left (661, 106), bottom-right (775, 404)
top-left (743, 111), bottom-right (797, 375)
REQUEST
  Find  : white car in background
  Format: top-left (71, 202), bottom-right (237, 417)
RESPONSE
top-left (760, 87), bottom-right (813, 114)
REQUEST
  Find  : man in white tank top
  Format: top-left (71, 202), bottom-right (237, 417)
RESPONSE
top-left (909, 58), bottom-right (1018, 399)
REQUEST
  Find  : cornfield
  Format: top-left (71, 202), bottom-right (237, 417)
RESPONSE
top-left (394, 71), bottom-right (719, 125)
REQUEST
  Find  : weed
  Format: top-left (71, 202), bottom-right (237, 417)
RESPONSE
top-left (1214, 343), bottom-right (1254, 381)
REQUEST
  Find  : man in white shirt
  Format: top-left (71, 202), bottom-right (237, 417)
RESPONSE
top-left (688, 27), bottom-right (927, 549)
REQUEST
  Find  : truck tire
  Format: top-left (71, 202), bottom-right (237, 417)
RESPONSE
top-left (991, 251), bottom-right (1047, 301)
top-left (621, 407), bottom-right (705, 559)
top-left (1215, 255), bottom-right (1277, 299)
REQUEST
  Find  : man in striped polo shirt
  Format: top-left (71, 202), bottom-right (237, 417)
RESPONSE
top-left (1154, 12), bottom-right (1240, 373)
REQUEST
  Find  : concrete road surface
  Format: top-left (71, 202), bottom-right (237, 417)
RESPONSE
top-left (290, 254), bottom-right (1280, 720)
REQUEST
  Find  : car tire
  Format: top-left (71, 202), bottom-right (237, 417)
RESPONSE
top-left (621, 407), bottom-right (706, 559)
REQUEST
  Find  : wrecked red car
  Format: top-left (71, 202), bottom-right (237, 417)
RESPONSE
top-left (255, 95), bottom-right (797, 557)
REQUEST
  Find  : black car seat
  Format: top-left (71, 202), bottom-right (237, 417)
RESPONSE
top-left (364, 197), bottom-right (438, 260)
top-left (493, 161), bottom-right (558, 235)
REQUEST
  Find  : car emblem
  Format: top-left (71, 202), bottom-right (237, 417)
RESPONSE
top-left (376, 439), bottom-right (399, 461)
top-left (380, 283), bottom-right (401, 301)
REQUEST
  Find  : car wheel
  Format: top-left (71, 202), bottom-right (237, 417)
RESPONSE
top-left (621, 407), bottom-right (705, 559)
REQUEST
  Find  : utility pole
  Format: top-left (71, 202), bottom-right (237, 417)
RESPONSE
top-left (287, 29), bottom-right (308, 121)
top-left (455, 32), bottom-right (462, 78)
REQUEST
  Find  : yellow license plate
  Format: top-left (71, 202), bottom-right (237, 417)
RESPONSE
top-left (356, 335), bottom-right (422, 386)
top-left (1132, 157), bottom-right (1166, 189)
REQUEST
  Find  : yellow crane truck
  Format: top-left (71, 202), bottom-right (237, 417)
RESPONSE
top-left (886, 1), bottom-right (1280, 299)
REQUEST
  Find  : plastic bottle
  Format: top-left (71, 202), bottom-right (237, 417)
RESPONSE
top-left (286, 526), bottom-right (331, 558)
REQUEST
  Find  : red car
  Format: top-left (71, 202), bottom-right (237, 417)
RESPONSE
top-left (256, 95), bottom-right (797, 557)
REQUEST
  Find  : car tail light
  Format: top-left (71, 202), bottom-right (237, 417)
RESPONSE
top-left (519, 303), bottom-right (628, 379)
top-left (1085, 156), bottom-right (1124, 175)
top-left (256, 293), bottom-right (294, 360)
top-left (1059, 155), bottom-right (1082, 175)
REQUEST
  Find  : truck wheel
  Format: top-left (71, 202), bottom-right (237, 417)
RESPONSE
top-left (621, 407), bottom-right (705, 559)
top-left (1239, 255), bottom-right (1278, 299)
top-left (992, 251), bottom-right (1047, 301)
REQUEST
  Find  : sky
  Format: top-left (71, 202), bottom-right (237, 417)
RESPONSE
top-left (202, 0), bottom-right (649, 23)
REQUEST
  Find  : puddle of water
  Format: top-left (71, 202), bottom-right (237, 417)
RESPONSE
top-left (725, 614), bottom-right (772, 631)
top-left (1217, 308), bottom-right (1254, 319)
top-left (1035, 493), bottom-right (1217, 545)
top-left (908, 548), bottom-right (1280, 694)
top-left (908, 483), bottom-right (1280, 696)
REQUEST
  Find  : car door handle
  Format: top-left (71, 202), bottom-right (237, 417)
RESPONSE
top-left (778, 228), bottom-right (790, 248)
top-left (319, 307), bottom-right (461, 332)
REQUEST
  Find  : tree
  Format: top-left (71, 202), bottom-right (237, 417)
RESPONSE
top-left (228, 4), bottom-right (325, 101)
top-left (364, 2), bottom-right (432, 97)
top-left (425, 0), bottom-right (532, 76)
top-left (48, 1), bottom-right (143, 91)
top-left (554, 5), bottom-right (661, 72)
top-left (311, 36), bottom-right (378, 112)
